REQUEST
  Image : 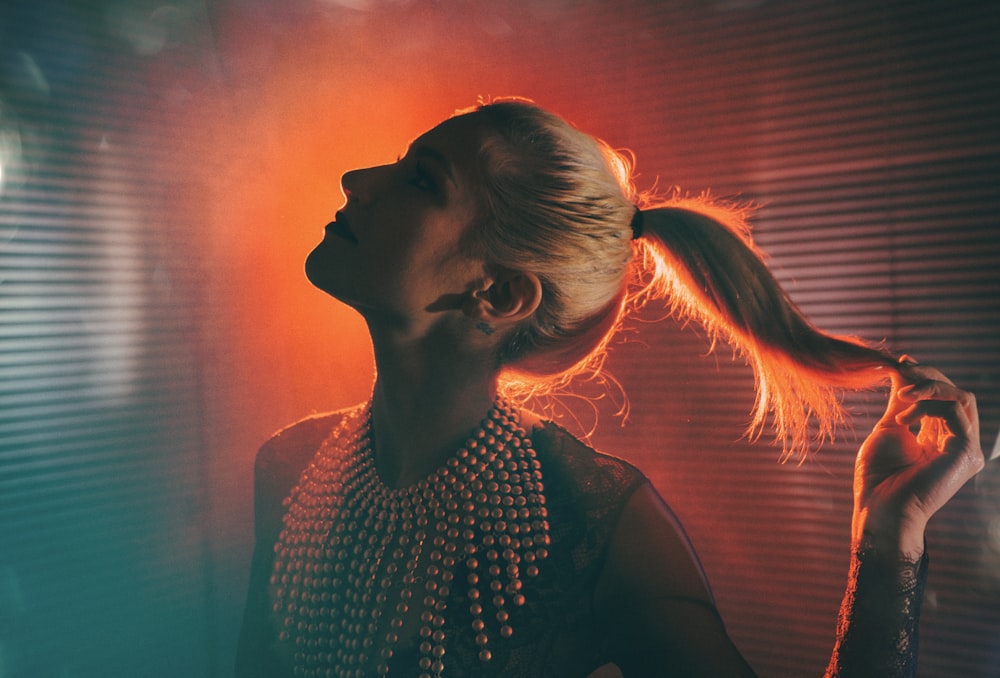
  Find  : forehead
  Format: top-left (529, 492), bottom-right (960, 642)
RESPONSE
top-left (412, 113), bottom-right (493, 184)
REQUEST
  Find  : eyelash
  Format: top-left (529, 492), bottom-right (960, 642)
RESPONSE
top-left (397, 155), bottom-right (437, 193)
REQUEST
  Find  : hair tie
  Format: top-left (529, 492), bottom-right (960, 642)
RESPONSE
top-left (630, 206), bottom-right (644, 240)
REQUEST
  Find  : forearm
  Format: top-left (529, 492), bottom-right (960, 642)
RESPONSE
top-left (825, 538), bottom-right (928, 678)
top-left (822, 357), bottom-right (980, 677)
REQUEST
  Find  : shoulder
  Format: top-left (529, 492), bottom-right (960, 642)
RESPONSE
top-left (530, 420), bottom-right (647, 511)
top-left (256, 409), bottom-right (350, 479)
top-left (252, 405), bottom-right (361, 540)
top-left (528, 419), bottom-right (651, 582)
top-left (530, 420), bottom-right (712, 599)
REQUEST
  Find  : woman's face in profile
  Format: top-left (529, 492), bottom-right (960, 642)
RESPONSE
top-left (305, 113), bottom-right (493, 328)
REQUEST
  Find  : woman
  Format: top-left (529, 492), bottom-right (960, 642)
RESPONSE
top-left (236, 99), bottom-right (983, 677)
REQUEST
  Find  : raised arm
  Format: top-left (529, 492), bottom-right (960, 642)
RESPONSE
top-left (826, 359), bottom-right (984, 677)
top-left (592, 361), bottom-right (982, 678)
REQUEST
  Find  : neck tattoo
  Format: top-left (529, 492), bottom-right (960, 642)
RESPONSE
top-left (270, 399), bottom-right (551, 677)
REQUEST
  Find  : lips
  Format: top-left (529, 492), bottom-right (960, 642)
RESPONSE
top-left (325, 212), bottom-right (358, 244)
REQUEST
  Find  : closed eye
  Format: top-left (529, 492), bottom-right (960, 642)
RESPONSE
top-left (396, 153), bottom-right (438, 193)
top-left (410, 163), bottom-right (438, 192)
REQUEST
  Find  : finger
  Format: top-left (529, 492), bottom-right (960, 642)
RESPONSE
top-left (885, 358), bottom-right (955, 424)
top-left (896, 398), bottom-right (963, 428)
top-left (892, 360), bottom-right (955, 389)
top-left (897, 378), bottom-right (967, 403)
top-left (897, 386), bottom-right (979, 425)
top-left (895, 399), bottom-right (977, 450)
top-left (903, 436), bottom-right (985, 519)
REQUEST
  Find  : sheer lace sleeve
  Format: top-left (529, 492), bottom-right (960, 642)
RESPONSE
top-left (236, 411), bottom-right (345, 678)
top-left (825, 542), bottom-right (929, 678)
top-left (594, 482), bottom-right (758, 677)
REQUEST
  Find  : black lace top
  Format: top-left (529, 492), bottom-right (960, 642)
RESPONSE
top-left (237, 410), bottom-right (928, 677)
top-left (826, 543), bottom-right (929, 678)
top-left (402, 421), bottom-right (648, 676)
top-left (237, 412), bottom-right (650, 677)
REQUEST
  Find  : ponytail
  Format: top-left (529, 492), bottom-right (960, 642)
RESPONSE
top-left (633, 197), bottom-right (898, 460)
top-left (467, 97), bottom-right (895, 458)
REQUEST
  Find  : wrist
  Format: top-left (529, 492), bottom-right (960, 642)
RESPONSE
top-left (852, 507), bottom-right (926, 562)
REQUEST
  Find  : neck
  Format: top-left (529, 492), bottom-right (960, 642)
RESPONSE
top-left (366, 322), bottom-right (501, 489)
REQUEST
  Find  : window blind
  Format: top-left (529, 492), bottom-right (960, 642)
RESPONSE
top-left (0, 2), bottom-right (216, 676)
top-left (2, 1), bottom-right (996, 677)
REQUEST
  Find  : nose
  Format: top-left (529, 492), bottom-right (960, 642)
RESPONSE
top-left (340, 167), bottom-right (362, 204)
top-left (340, 164), bottom-right (388, 206)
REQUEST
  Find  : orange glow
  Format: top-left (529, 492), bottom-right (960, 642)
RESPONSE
top-left (163, 5), bottom-right (643, 431)
top-left (175, 25), bottom-right (498, 421)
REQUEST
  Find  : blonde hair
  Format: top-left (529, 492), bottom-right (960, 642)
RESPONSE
top-left (464, 98), bottom-right (897, 459)
top-left (468, 100), bottom-right (636, 372)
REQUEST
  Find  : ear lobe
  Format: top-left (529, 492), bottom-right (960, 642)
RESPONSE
top-left (466, 270), bottom-right (542, 323)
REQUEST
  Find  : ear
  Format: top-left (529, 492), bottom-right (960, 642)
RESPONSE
top-left (465, 269), bottom-right (542, 324)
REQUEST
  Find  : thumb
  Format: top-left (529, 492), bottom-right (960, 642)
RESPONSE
top-left (880, 356), bottom-right (919, 426)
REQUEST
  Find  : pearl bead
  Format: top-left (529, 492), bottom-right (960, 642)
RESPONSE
top-left (270, 399), bottom-right (549, 676)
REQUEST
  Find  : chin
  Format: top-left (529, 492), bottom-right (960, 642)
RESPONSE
top-left (304, 245), bottom-right (364, 308)
top-left (305, 243), bottom-right (340, 295)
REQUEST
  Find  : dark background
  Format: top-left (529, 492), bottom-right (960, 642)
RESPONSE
top-left (1, 0), bottom-right (998, 676)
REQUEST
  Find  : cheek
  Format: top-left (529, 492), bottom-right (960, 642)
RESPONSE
top-left (376, 202), bottom-right (481, 287)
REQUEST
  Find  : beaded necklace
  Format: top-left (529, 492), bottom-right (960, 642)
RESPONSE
top-left (270, 399), bottom-right (551, 678)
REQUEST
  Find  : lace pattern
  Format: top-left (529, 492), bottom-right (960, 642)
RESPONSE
top-left (827, 542), bottom-right (929, 678)
top-left (258, 417), bottom-right (648, 677)
top-left (436, 422), bottom-right (648, 676)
